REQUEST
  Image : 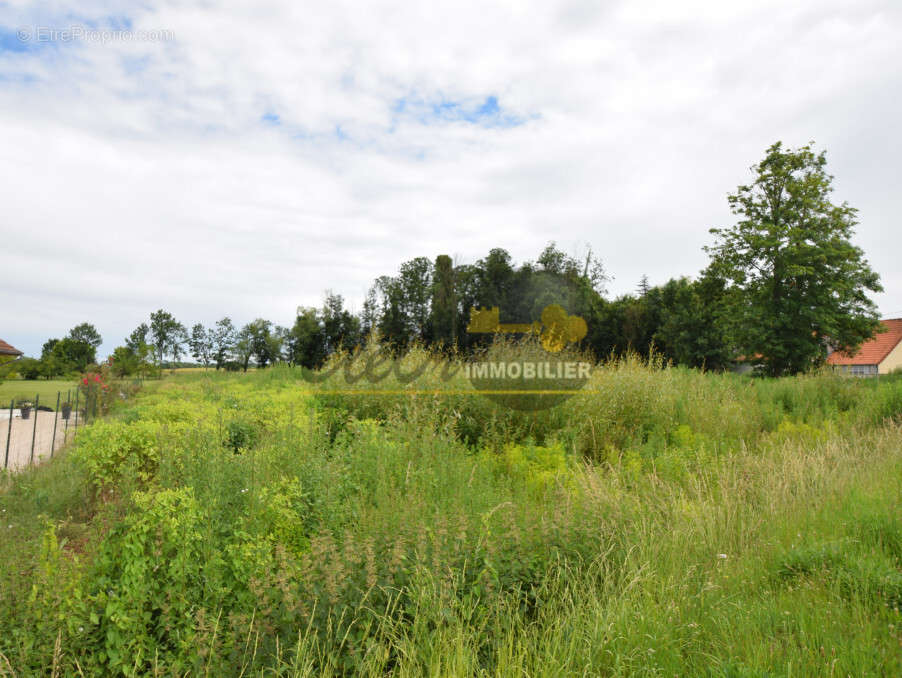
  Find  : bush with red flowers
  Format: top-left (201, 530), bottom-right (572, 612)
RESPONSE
top-left (79, 363), bottom-right (115, 417)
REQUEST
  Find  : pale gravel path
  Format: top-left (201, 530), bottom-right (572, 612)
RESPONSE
top-left (1, 411), bottom-right (83, 471)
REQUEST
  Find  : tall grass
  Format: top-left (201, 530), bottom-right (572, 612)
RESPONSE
top-left (0, 345), bottom-right (900, 675)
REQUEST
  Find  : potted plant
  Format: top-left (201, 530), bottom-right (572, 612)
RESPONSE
top-left (61, 401), bottom-right (72, 420)
top-left (17, 398), bottom-right (33, 420)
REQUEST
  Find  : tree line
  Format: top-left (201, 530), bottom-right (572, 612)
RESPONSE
top-left (5, 141), bottom-right (884, 379)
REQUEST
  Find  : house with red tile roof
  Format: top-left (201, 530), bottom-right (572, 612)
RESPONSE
top-left (0, 338), bottom-right (23, 361)
top-left (826, 319), bottom-right (902, 376)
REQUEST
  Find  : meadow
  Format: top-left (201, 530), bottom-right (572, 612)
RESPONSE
top-left (1, 344), bottom-right (901, 676)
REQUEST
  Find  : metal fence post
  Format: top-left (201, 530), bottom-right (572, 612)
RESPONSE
top-left (74, 389), bottom-right (80, 438)
top-left (4, 399), bottom-right (12, 469)
top-left (64, 389), bottom-right (70, 443)
top-left (29, 394), bottom-right (39, 465)
top-left (51, 391), bottom-right (60, 458)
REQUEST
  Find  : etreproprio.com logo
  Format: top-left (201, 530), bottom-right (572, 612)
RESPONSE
top-left (300, 303), bottom-right (593, 412)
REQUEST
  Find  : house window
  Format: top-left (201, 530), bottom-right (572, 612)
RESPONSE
top-left (849, 364), bottom-right (878, 377)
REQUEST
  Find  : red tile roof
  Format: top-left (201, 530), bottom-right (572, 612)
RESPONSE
top-left (0, 338), bottom-right (23, 356)
top-left (827, 319), bottom-right (902, 366)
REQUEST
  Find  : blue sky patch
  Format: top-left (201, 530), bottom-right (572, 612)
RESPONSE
top-left (0, 26), bottom-right (41, 53)
top-left (121, 54), bottom-right (150, 75)
top-left (0, 13), bottom-right (137, 55)
top-left (392, 93), bottom-right (531, 129)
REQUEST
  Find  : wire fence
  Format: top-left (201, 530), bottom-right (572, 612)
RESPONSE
top-left (1, 387), bottom-right (107, 472)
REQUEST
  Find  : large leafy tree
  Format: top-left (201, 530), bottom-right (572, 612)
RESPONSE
top-left (397, 257), bottom-right (433, 342)
top-left (38, 328), bottom-right (99, 375)
top-left (68, 322), bottom-right (102, 349)
top-left (211, 317), bottom-right (237, 369)
top-left (322, 292), bottom-right (360, 353)
top-left (149, 309), bottom-right (187, 366)
top-left (50, 337), bottom-right (95, 372)
top-left (244, 318), bottom-right (279, 368)
top-left (32, 323), bottom-right (105, 374)
top-left (374, 275), bottom-right (411, 349)
top-left (359, 287), bottom-right (379, 340)
top-left (121, 323), bottom-right (155, 377)
top-left (188, 323), bottom-right (213, 368)
top-left (705, 141), bottom-right (882, 376)
top-left (109, 343), bottom-right (155, 378)
top-left (287, 308), bottom-right (326, 368)
top-left (126, 323), bottom-right (150, 352)
top-left (474, 248), bottom-right (515, 311)
top-left (234, 325), bottom-right (255, 372)
top-left (430, 254), bottom-right (457, 346)
top-left (652, 274), bottom-right (735, 370)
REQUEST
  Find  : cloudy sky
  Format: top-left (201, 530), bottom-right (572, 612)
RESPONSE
top-left (1, 0), bottom-right (900, 358)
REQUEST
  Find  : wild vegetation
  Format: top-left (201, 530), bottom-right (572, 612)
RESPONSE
top-left (1, 343), bottom-right (901, 676)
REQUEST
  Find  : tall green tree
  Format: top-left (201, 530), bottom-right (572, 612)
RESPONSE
top-left (109, 343), bottom-right (155, 378)
top-left (269, 326), bottom-right (289, 365)
top-left (41, 339), bottom-right (59, 359)
top-left (49, 337), bottom-right (95, 372)
top-left (430, 254), bottom-right (457, 346)
top-left (705, 141), bottom-right (882, 375)
top-left (360, 287), bottom-right (379, 340)
top-left (211, 317), bottom-right (237, 369)
top-left (126, 323), bottom-right (150, 352)
top-left (37, 339), bottom-right (65, 378)
top-left (149, 309), bottom-right (187, 366)
top-left (234, 325), bottom-right (254, 372)
top-left (652, 275), bottom-right (735, 370)
top-left (398, 257), bottom-right (433, 341)
top-left (188, 324), bottom-right (213, 368)
top-left (38, 322), bottom-right (103, 371)
top-left (68, 323), bottom-right (102, 349)
top-left (322, 292), bottom-right (360, 353)
top-left (287, 308), bottom-right (326, 368)
top-left (475, 248), bottom-right (514, 310)
top-left (374, 276), bottom-right (411, 349)
top-left (122, 323), bottom-right (155, 377)
top-left (244, 319), bottom-right (278, 368)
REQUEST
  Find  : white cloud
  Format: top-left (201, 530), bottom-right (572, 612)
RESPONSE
top-left (1, 0), bottom-right (900, 356)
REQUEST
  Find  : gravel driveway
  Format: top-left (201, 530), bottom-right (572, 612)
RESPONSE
top-left (1, 411), bottom-right (82, 471)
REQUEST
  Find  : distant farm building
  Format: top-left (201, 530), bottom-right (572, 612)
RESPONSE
top-left (827, 319), bottom-right (902, 376)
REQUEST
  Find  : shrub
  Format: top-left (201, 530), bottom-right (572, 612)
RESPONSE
top-left (225, 418), bottom-right (259, 453)
top-left (481, 440), bottom-right (574, 496)
top-left (73, 487), bottom-right (213, 675)
top-left (72, 420), bottom-right (162, 490)
top-left (255, 478), bottom-right (316, 554)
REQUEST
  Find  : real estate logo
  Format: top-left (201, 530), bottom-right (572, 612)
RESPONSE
top-left (465, 304), bottom-right (592, 411)
top-left (296, 303), bottom-right (593, 412)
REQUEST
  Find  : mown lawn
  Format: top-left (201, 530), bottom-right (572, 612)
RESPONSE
top-left (0, 379), bottom-right (79, 410)
top-left (1, 347), bottom-right (901, 675)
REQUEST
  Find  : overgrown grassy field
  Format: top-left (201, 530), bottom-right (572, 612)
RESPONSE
top-left (1, 346), bottom-right (901, 676)
top-left (0, 380), bottom-right (78, 410)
